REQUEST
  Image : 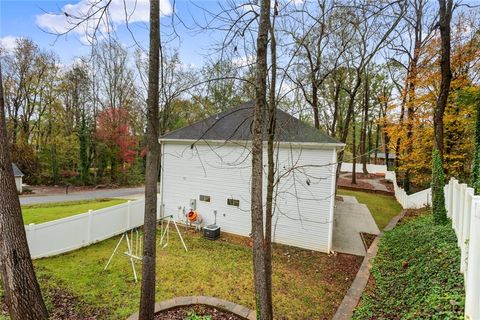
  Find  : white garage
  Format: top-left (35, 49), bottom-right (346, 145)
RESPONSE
top-left (159, 101), bottom-right (343, 252)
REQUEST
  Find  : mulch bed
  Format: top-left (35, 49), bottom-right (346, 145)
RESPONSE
top-left (337, 178), bottom-right (375, 190)
top-left (154, 304), bottom-right (244, 320)
top-left (0, 287), bottom-right (106, 319)
top-left (360, 233), bottom-right (377, 250)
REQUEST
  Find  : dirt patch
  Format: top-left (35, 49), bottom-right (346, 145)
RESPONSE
top-left (398, 208), bottom-right (430, 225)
top-left (360, 233), bottom-right (377, 250)
top-left (154, 304), bottom-right (243, 320)
top-left (338, 177), bottom-right (375, 190)
top-left (0, 287), bottom-right (107, 319)
top-left (336, 195), bottom-right (344, 202)
top-left (379, 179), bottom-right (394, 192)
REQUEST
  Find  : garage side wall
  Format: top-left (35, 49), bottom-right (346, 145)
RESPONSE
top-left (160, 142), bottom-right (336, 252)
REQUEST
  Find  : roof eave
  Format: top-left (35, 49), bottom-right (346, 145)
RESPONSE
top-left (159, 138), bottom-right (345, 148)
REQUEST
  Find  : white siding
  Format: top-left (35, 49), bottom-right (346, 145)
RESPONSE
top-left (15, 176), bottom-right (22, 193)
top-left (160, 142), bottom-right (337, 252)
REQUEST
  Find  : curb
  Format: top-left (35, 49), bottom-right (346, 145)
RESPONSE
top-left (127, 296), bottom-right (256, 320)
top-left (332, 209), bottom-right (408, 320)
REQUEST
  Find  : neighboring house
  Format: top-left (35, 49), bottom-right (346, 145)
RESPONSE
top-left (12, 163), bottom-right (24, 194)
top-left (370, 152), bottom-right (395, 169)
top-left (159, 101), bottom-right (344, 252)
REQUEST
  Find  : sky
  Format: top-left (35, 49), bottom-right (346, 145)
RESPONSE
top-left (0, 0), bottom-right (229, 66)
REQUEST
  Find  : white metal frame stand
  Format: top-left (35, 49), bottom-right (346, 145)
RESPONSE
top-left (103, 228), bottom-right (143, 282)
top-left (159, 215), bottom-right (188, 252)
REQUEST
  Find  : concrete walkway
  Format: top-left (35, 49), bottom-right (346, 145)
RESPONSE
top-left (333, 197), bottom-right (380, 256)
top-left (332, 209), bottom-right (407, 320)
top-left (19, 187), bottom-right (144, 205)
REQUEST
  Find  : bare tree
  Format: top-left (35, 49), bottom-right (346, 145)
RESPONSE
top-left (0, 64), bottom-right (48, 319)
top-left (434, 0), bottom-right (453, 156)
top-left (138, 1), bottom-right (161, 319)
top-left (251, 0), bottom-right (272, 318)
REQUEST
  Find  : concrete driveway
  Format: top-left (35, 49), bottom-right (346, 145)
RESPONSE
top-left (333, 195), bottom-right (380, 256)
top-left (19, 187), bottom-right (145, 205)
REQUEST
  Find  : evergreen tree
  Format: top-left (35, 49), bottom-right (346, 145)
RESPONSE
top-left (431, 149), bottom-right (448, 224)
top-left (78, 109), bottom-right (89, 185)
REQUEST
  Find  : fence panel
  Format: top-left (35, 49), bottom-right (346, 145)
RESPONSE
top-left (465, 198), bottom-right (480, 320)
top-left (340, 162), bottom-right (389, 174)
top-left (26, 198), bottom-right (147, 259)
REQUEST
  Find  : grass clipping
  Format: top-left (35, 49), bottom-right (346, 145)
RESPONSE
top-left (353, 210), bottom-right (465, 319)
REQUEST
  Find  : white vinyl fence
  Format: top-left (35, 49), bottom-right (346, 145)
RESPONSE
top-left (340, 162), bottom-right (389, 174)
top-left (25, 199), bottom-right (155, 259)
top-left (445, 178), bottom-right (480, 320)
top-left (342, 162), bottom-right (479, 318)
top-left (341, 162), bottom-right (431, 208)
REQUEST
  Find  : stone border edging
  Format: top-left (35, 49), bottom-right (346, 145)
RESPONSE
top-left (332, 209), bottom-right (408, 320)
top-left (127, 296), bottom-right (256, 320)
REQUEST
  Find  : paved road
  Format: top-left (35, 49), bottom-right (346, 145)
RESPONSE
top-left (19, 187), bottom-right (145, 205)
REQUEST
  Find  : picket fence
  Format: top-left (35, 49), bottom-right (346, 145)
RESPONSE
top-left (342, 162), bottom-right (480, 318)
top-left (25, 198), bottom-right (157, 259)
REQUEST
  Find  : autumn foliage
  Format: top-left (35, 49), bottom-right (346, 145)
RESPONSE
top-left (385, 18), bottom-right (480, 190)
top-left (96, 107), bottom-right (138, 167)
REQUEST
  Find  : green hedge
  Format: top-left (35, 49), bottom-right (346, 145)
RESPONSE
top-left (354, 212), bottom-right (465, 319)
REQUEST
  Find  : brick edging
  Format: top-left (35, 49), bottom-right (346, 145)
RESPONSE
top-left (127, 296), bottom-right (256, 320)
top-left (332, 209), bottom-right (408, 320)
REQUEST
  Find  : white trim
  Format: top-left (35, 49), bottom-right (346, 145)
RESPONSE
top-left (327, 148), bottom-right (337, 253)
top-left (159, 138), bottom-right (345, 149)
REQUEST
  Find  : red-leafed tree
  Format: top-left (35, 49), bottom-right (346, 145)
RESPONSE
top-left (96, 107), bottom-right (137, 182)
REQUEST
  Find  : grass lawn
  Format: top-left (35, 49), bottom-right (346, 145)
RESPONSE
top-left (1, 230), bottom-right (361, 319)
top-left (337, 188), bottom-right (402, 229)
top-left (21, 199), bottom-right (128, 225)
top-left (353, 209), bottom-right (465, 319)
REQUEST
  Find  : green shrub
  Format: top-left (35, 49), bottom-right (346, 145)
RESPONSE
top-left (353, 212), bottom-right (465, 319)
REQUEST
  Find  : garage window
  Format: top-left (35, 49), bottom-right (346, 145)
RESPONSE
top-left (227, 198), bottom-right (240, 207)
top-left (199, 195), bottom-right (211, 202)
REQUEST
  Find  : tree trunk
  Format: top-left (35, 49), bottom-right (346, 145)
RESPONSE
top-left (138, 1), bottom-right (161, 319)
top-left (251, 0), bottom-right (271, 318)
top-left (361, 72), bottom-right (369, 175)
top-left (0, 64), bottom-right (48, 320)
top-left (352, 117), bottom-right (357, 185)
top-left (434, 0), bottom-right (453, 157)
top-left (264, 7), bottom-right (277, 317)
top-left (331, 80), bottom-right (341, 138)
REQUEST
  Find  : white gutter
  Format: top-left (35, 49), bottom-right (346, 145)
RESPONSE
top-left (158, 138), bottom-right (345, 149)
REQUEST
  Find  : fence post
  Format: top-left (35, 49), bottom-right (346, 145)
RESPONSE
top-left (457, 184), bottom-right (467, 246)
top-left (465, 198), bottom-right (480, 320)
top-left (127, 200), bottom-right (131, 230)
top-left (448, 178), bottom-right (454, 218)
top-left (86, 210), bottom-right (93, 244)
top-left (461, 188), bottom-right (474, 274)
top-left (27, 223), bottom-right (35, 257)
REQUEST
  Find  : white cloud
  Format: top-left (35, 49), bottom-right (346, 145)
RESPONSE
top-left (36, 0), bottom-right (172, 44)
top-left (232, 54), bottom-right (255, 67)
top-left (0, 36), bottom-right (21, 52)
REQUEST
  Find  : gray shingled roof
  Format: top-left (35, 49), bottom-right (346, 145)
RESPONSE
top-left (12, 163), bottom-right (24, 177)
top-left (161, 101), bottom-right (341, 145)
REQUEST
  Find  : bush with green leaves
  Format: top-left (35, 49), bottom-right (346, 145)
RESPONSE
top-left (186, 311), bottom-right (212, 320)
top-left (431, 149), bottom-right (448, 224)
top-left (353, 212), bottom-right (465, 319)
